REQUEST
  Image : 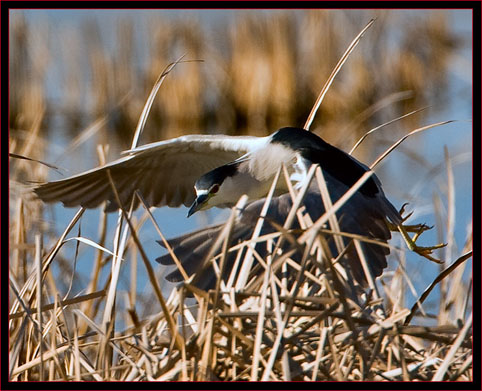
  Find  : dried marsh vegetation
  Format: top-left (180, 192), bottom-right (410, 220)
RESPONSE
top-left (8, 149), bottom-right (473, 381)
top-left (8, 10), bottom-right (472, 382)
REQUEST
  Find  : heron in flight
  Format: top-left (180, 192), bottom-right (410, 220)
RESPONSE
top-left (35, 126), bottom-right (429, 291)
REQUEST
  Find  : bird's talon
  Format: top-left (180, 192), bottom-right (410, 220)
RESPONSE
top-left (401, 211), bottom-right (414, 223)
top-left (408, 242), bottom-right (446, 263)
top-left (412, 242), bottom-right (446, 253)
top-left (411, 223), bottom-right (432, 233)
top-left (399, 203), bottom-right (410, 216)
top-left (422, 242), bottom-right (447, 251)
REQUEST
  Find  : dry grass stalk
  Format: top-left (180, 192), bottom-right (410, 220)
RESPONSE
top-left (304, 18), bottom-right (375, 131)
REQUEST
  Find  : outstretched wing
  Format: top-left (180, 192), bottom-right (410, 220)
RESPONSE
top-left (34, 134), bottom-right (265, 211)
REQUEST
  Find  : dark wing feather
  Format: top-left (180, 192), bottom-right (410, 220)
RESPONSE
top-left (157, 175), bottom-right (401, 291)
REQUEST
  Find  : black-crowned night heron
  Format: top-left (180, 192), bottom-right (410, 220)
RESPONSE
top-left (35, 126), bottom-right (403, 290)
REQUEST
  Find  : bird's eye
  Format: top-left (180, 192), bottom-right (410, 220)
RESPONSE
top-left (210, 184), bottom-right (220, 194)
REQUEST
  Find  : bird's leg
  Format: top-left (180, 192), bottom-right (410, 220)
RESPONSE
top-left (390, 203), bottom-right (446, 264)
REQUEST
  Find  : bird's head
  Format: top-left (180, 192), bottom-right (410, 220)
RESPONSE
top-left (188, 183), bottom-right (220, 217)
top-left (187, 162), bottom-right (239, 217)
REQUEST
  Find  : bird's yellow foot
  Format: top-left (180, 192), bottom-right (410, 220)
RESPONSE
top-left (388, 221), bottom-right (432, 233)
top-left (398, 223), bottom-right (446, 264)
top-left (392, 204), bottom-right (446, 264)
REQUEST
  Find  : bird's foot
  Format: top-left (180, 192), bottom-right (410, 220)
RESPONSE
top-left (388, 221), bottom-right (432, 234)
top-left (406, 239), bottom-right (447, 263)
top-left (390, 205), bottom-right (446, 263)
top-left (388, 204), bottom-right (432, 234)
top-left (397, 223), bottom-right (446, 264)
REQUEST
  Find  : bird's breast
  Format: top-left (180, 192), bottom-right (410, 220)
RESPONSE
top-left (245, 143), bottom-right (297, 181)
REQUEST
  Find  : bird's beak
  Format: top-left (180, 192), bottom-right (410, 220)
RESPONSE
top-left (187, 194), bottom-right (208, 217)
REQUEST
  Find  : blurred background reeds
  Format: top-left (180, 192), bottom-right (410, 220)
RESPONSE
top-left (8, 9), bottom-right (472, 381)
top-left (9, 10), bottom-right (467, 144)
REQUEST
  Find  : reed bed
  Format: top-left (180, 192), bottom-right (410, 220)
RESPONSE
top-left (8, 151), bottom-right (473, 381)
top-left (8, 10), bottom-right (472, 383)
